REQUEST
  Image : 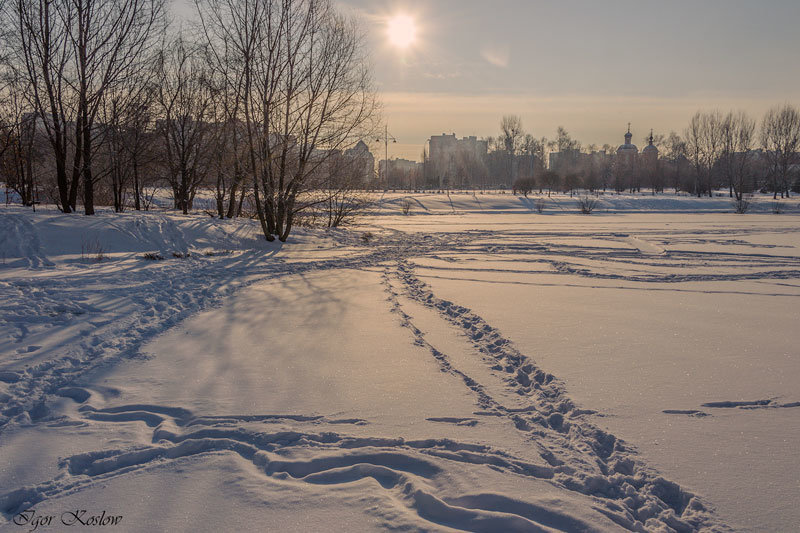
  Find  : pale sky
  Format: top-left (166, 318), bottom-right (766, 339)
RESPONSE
top-left (335, 0), bottom-right (800, 161)
top-left (173, 1), bottom-right (800, 161)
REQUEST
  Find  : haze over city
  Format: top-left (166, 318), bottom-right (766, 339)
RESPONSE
top-left (334, 0), bottom-right (800, 160)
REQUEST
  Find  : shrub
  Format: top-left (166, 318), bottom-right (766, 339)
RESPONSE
top-left (172, 251), bottom-right (191, 258)
top-left (577, 196), bottom-right (598, 214)
top-left (512, 177), bottom-right (535, 197)
top-left (733, 196), bottom-right (751, 214)
top-left (142, 252), bottom-right (164, 260)
top-left (401, 199), bottom-right (412, 215)
top-left (361, 232), bottom-right (374, 244)
top-left (535, 198), bottom-right (546, 213)
top-left (81, 237), bottom-right (107, 262)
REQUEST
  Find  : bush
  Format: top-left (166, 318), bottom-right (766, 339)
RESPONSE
top-left (512, 177), bottom-right (535, 197)
top-left (401, 199), bottom-right (412, 215)
top-left (172, 251), bottom-right (191, 258)
top-left (577, 196), bottom-right (598, 214)
top-left (733, 196), bottom-right (751, 214)
top-left (142, 252), bottom-right (164, 260)
top-left (535, 198), bottom-right (546, 213)
top-left (81, 237), bottom-right (107, 262)
top-left (361, 231), bottom-right (374, 244)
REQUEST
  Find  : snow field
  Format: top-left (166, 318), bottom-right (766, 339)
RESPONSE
top-left (2, 196), bottom-right (799, 531)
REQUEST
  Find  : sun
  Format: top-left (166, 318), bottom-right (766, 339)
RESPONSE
top-left (386, 14), bottom-right (417, 49)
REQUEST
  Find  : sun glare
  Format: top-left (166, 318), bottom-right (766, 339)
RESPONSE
top-left (386, 14), bottom-right (417, 49)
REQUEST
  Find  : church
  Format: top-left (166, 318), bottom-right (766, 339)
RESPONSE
top-left (616, 124), bottom-right (658, 164)
top-left (614, 125), bottom-right (659, 191)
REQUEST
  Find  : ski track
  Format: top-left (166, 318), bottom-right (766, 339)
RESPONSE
top-left (4, 213), bottom-right (799, 531)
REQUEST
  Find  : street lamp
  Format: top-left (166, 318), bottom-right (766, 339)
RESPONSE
top-left (376, 124), bottom-right (397, 184)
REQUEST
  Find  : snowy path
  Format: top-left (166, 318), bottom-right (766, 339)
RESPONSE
top-left (2, 204), bottom-right (799, 531)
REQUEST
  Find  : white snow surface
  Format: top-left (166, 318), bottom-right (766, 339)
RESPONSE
top-left (1, 194), bottom-right (799, 532)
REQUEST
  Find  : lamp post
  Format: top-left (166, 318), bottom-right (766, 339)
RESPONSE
top-left (376, 124), bottom-right (397, 185)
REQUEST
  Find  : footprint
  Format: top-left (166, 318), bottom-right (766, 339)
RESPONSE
top-left (55, 387), bottom-right (92, 403)
top-left (15, 345), bottom-right (41, 354)
top-left (701, 400), bottom-right (771, 408)
top-left (0, 371), bottom-right (21, 383)
top-left (662, 409), bottom-right (710, 418)
top-left (427, 417), bottom-right (479, 427)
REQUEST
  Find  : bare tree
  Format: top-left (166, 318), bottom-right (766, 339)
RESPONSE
top-left (540, 169), bottom-right (560, 197)
top-left (196, 26), bottom-right (249, 219)
top-left (555, 126), bottom-right (580, 152)
top-left (599, 144), bottom-right (615, 192)
top-left (155, 37), bottom-right (217, 214)
top-left (123, 89), bottom-right (158, 211)
top-left (512, 176), bottom-right (534, 197)
top-left (719, 111), bottom-right (755, 202)
top-left (197, 0), bottom-right (379, 242)
top-left (703, 111), bottom-right (724, 197)
top-left (500, 116), bottom-right (524, 153)
top-left (685, 114), bottom-right (703, 197)
top-left (5, 0), bottom-right (77, 212)
top-left (761, 104), bottom-right (800, 199)
top-left (664, 131), bottom-right (686, 193)
top-left (88, 52), bottom-right (159, 213)
top-left (520, 133), bottom-right (544, 183)
top-left (685, 111), bottom-right (723, 197)
top-left (318, 151), bottom-right (372, 227)
top-left (499, 115), bottom-right (523, 184)
top-left (0, 72), bottom-right (41, 206)
top-left (62, 0), bottom-right (165, 214)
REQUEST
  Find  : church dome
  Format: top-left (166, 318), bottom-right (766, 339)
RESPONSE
top-left (617, 125), bottom-right (637, 153)
top-left (642, 130), bottom-right (658, 154)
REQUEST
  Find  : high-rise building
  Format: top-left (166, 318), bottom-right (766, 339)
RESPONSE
top-left (427, 133), bottom-right (489, 188)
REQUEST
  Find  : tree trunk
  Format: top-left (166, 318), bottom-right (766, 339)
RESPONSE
top-left (226, 182), bottom-right (238, 218)
top-left (236, 184), bottom-right (245, 217)
top-left (56, 157), bottom-right (71, 213)
top-left (252, 175), bottom-right (273, 241)
top-left (68, 120), bottom-right (83, 211)
top-left (82, 116), bottom-right (95, 215)
top-left (133, 160), bottom-right (141, 211)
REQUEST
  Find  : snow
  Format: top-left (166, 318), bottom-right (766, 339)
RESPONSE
top-left (1, 194), bottom-right (799, 532)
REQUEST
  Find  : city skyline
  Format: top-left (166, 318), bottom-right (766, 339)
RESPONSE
top-left (336, 0), bottom-right (800, 161)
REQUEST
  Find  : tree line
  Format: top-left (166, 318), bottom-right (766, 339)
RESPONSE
top-left (0, 0), bottom-right (379, 241)
top-left (515, 108), bottom-right (799, 199)
top-left (387, 110), bottom-right (799, 199)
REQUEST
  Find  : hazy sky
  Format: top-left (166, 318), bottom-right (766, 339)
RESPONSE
top-left (335, 0), bottom-right (800, 161)
top-left (172, 1), bottom-right (800, 161)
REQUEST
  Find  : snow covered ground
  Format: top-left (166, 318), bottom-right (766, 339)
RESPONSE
top-left (1, 194), bottom-right (798, 532)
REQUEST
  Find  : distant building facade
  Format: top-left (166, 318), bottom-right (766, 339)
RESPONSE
top-left (427, 133), bottom-right (489, 188)
top-left (380, 158), bottom-right (423, 189)
top-left (343, 140), bottom-right (375, 185)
